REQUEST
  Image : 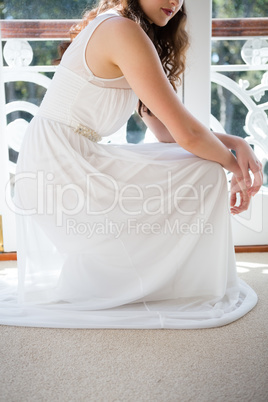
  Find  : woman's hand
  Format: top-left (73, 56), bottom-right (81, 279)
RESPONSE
top-left (230, 174), bottom-right (251, 215)
top-left (229, 139), bottom-right (263, 214)
top-left (213, 133), bottom-right (263, 213)
top-left (234, 138), bottom-right (263, 197)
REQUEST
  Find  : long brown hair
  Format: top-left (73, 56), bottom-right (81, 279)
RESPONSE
top-left (58, 0), bottom-right (189, 115)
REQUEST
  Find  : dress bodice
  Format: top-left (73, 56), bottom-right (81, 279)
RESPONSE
top-left (38, 11), bottom-right (138, 137)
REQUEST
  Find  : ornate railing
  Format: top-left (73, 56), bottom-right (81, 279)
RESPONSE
top-left (210, 18), bottom-right (268, 186)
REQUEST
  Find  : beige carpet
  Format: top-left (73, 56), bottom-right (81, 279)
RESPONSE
top-left (0, 253), bottom-right (267, 402)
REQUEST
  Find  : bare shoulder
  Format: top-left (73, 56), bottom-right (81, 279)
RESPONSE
top-left (86, 14), bottom-right (156, 77)
top-left (96, 15), bottom-right (152, 48)
top-left (101, 15), bottom-right (143, 33)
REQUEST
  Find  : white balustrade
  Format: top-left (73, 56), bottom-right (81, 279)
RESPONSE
top-left (0, 37), bottom-right (53, 251)
top-left (211, 36), bottom-right (268, 166)
top-left (211, 35), bottom-right (268, 246)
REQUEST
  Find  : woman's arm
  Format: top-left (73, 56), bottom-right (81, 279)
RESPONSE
top-left (140, 112), bottom-right (246, 151)
top-left (95, 17), bottom-right (260, 192)
top-left (139, 110), bottom-right (176, 143)
top-left (103, 19), bottom-right (241, 174)
top-left (141, 111), bottom-right (263, 213)
top-left (140, 109), bottom-right (262, 195)
top-left (140, 111), bottom-right (241, 149)
top-left (212, 131), bottom-right (241, 150)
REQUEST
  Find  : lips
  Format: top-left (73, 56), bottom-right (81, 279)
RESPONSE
top-left (161, 8), bottom-right (174, 17)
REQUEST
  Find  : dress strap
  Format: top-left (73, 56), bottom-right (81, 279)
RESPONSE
top-left (61, 10), bottom-right (131, 90)
top-left (82, 11), bottom-right (131, 89)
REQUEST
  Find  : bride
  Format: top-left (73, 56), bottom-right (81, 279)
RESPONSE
top-left (0, 0), bottom-right (263, 329)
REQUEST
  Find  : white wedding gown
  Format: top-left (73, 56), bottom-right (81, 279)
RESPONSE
top-left (0, 11), bottom-right (257, 328)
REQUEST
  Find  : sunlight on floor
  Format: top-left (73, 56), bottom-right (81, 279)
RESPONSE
top-left (236, 266), bottom-right (250, 273)
top-left (235, 252), bottom-right (268, 275)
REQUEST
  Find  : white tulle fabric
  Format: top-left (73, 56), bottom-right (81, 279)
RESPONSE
top-left (0, 11), bottom-right (257, 328)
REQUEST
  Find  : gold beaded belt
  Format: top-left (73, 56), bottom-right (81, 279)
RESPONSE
top-left (74, 124), bottom-right (102, 142)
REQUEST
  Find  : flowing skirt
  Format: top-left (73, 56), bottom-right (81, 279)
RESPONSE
top-left (0, 117), bottom-right (257, 328)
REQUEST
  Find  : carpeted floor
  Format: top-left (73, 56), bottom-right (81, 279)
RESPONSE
top-left (0, 253), bottom-right (267, 402)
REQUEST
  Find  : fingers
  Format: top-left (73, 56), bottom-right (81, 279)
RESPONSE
top-left (232, 175), bottom-right (247, 193)
top-left (235, 167), bottom-right (263, 198)
top-left (236, 147), bottom-right (263, 196)
top-left (239, 161), bottom-right (252, 188)
top-left (229, 150), bottom-right (263, 215)
top-left (230, 174), bottom-right (251, 215)
top-left (230, 190), bottom-right (251, 215)
top-left (247, 169), bottom-right (263, 197)
top-left (230, 191), bottom-right (237, 208)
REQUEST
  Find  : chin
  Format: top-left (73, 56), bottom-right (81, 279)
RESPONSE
top-left (150, 18), bottom-right (168, 27)
top-left (155, 22), bottom-right (169, 27)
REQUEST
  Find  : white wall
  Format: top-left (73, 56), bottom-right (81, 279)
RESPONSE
top-left (184, 0), bottom-right (212, 127)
